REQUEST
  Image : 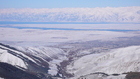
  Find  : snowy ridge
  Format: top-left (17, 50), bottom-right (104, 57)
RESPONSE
top-left (67, 45), bottom-right (140, 78)
top-left (0, 45), bottom-right (36, 63)
top-left (0, 7), bottom-right (140, 22)
top-left (1, 42), bottom-right (140, 78)
top-left (15, 46), bottom-right (66, 60)
top-left (15, 46), bottom-right (67, 75)
top-left (0, 43), bottom-right (67, 76)
top-left (0, 46), bottom-right (27, 69)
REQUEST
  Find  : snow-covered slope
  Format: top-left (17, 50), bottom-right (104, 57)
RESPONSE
top-left (0, 7), bottom-right (140, 22)
top-left (0, 43), bottom-right (68, 78)
top-left (15, 46), bottom-right (67, 75)
top-left (1, 42), bottom-right (140, 79)
top-left (0, 77), bottom-right (4, 79)
top-left (15, 46), bottom-right (66, 60)
top-left (0, 44), bottom-right (36, 62)
top-left (0, 48), bottom-right (27, 69)
top-left (0, 44), bottom-right (37, 69)
top-left (0, 43), bottom-right (67, 76)
top-left (67, 45), bottom-right (140, 78)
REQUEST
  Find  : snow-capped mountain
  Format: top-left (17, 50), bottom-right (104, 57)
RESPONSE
top-left (0, 44), bottom-right (36, 69)
top-left (0, 42), bottom-right (140, 79)
top-left (67, 45), bottom-right (140, 79)
top-left (15, 46), bottom-right (67, 75)
top-left (0, 48), bottom-right (27, 69)
top-left (0, 7), bottom-right (140, 22)
top-left (0, 43), bottom-right (66, 79)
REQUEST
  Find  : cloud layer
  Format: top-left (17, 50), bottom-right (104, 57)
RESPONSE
top-left (0, 7), bottom-right (140, 23)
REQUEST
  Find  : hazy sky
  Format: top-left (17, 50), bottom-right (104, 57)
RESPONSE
top-left (0, 0), bottom-right (140, 8)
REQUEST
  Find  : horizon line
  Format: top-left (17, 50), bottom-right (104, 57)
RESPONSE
top-left (0, 6), bottom-right (140, 9)
top-left (0, 22), bottom-right (140, 24)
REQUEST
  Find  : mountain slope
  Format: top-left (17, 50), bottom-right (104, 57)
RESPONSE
top-left (0, 62), bottom-right (40, 79)
top-left (0, 42), bottom-right (140, 79)
top-left (0, 43), bottom-right (67, 78)
top-left (15, 46), bottom-right (67, 75)
top-left (67, 45), bottom-right (140, 78)
top-left (0, 48), bottom-right (27, 69)
top-left (0, 43), bottom-right (51, 78)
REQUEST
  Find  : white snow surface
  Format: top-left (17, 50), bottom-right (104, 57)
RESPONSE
top-left (0, 45), bottom-right (36, 63)
top-left (67, 45), bottom-right (140, 78)
top-left (0, 44), bottom-right (67, 75)
top-left (0, 48), bottom-right (27, 69)
top-left (15, 46), bottom-right (67, 75)
top-left (15, 46), bottom-right (66, 59)
top-left (0, 77), bottom-right (4, 79)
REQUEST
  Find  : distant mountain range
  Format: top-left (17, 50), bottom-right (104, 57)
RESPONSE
top-left (0, 7), bottom-right (140, 23)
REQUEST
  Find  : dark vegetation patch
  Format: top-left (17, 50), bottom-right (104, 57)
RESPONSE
top-left (125, 72), bottom-right (140, 79)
